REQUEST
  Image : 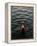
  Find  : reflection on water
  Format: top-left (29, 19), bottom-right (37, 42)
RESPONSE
top-left (11, 6), bottom-right (33, 40)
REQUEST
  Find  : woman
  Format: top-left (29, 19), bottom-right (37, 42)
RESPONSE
top-left (20, 22), bottom-right (28, 38)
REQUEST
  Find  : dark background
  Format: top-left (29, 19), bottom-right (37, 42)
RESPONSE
top-left (11, 6), bottom-right (33, 40)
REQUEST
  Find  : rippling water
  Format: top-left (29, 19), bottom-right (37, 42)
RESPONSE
top-left (11, 6), bottom-right (33, 39)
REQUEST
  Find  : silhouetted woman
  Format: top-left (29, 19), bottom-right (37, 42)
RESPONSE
top-left (20, 22), bottom-right (28, 38)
